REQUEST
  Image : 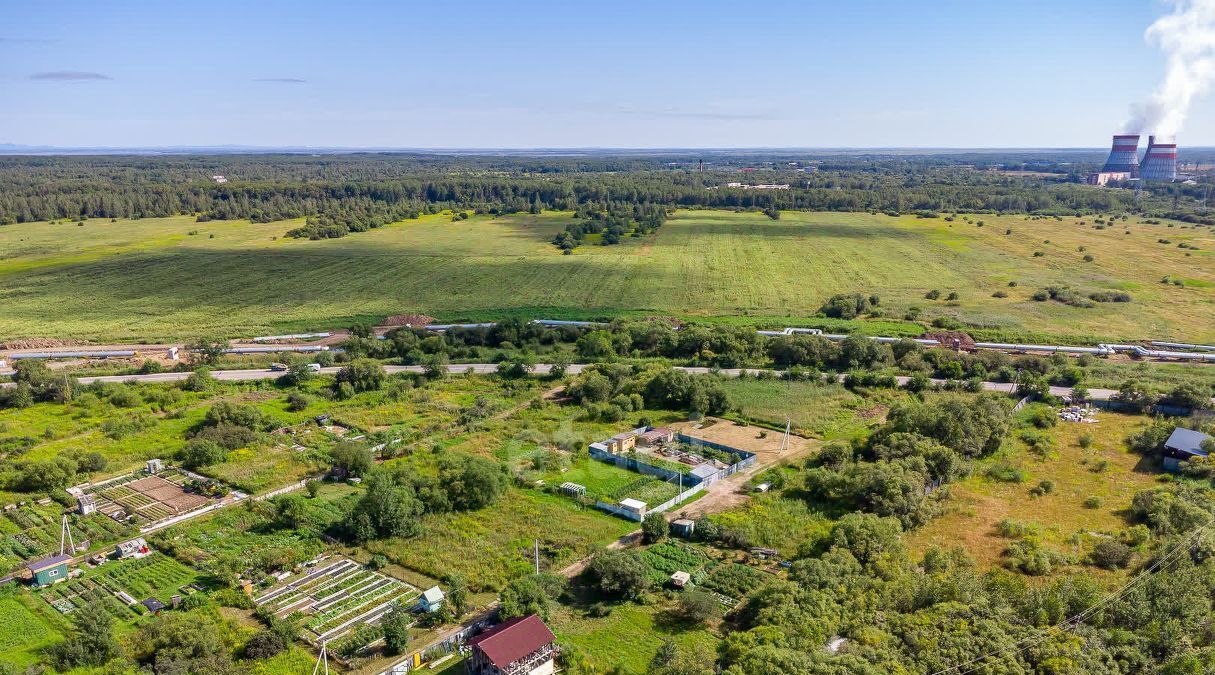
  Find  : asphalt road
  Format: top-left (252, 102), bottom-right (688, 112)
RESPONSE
top-left (0, 363), bottom-right (1132, 402)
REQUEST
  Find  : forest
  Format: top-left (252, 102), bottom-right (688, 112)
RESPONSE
top-left (2, 153), bottom-right (1213, 236)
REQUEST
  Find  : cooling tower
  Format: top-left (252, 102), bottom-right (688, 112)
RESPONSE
top-left (1101, 134), bottom-right (1141, 176)
top-left (1140, 135), bottom-right (1178, 181)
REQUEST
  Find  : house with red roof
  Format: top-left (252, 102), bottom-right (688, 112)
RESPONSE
top-left (466, 614), bottom-right (557, 675)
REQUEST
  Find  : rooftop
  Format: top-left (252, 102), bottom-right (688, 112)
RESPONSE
top-left (467, 615), bottom-right (555, 669)
top-left (27, 554), bottom-right (71, 573)
top-left (422, 586), bottom-right (445, 603)
top-left (1165, 427), bottom-right (1212, 456)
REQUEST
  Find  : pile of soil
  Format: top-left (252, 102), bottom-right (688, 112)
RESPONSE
top-left (921, 331), bottom-right (977, 352)
top-left (0, 338), bottom-right (86, 350)
top-left (379, 314), bottom-right (437, 328)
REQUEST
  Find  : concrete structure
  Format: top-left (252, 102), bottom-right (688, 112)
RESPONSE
top-left (1101, 134), bottom-right (1141, 176)
top-left (27, 554), bottom-right (70, 587)
top-left (466, 615), bottom-right (557, 675)
top-left (1141, 135), bottom-right (1178, 181)
top-left (145, 458), bottom-right (164, 475)
top-left (1162, 427), bottom-right (1212, 472)
top-left (116, 537), bottom-right (149, 559)
top-left (419, 586), bottom-right (445, 613)
top-left (671, 518), bottom-right (696, 538)
top-left (1086, 171), bottom-right (1132, 186)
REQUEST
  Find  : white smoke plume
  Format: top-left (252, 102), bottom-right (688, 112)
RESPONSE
top-left (1127, 0), bottom-right (1215, 138)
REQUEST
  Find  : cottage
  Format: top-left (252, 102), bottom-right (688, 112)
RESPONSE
top-left (27, 554), bottom-right (71, 587)
top-left (1162, 427), bottom-right (1213, 472)
top-left (638, 427), bottom-right (674, 447)
top-left (604, 431), bottom-right (637, 454)
top-left (116, 537), bottom-right (149, 559)
top-left (145, 458), bottom-right (164, 475)
top-left (466, 615), bottom-right (558, 675)
top-left (77, 494), bottom-right (97, 515)
top-left (419, 586), bottom-right (445, 613)
top-left (670, 571), bottom-right (691, 589)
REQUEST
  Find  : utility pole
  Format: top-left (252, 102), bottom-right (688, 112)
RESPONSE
top-left (534, 540), bottom-right (540, 575)
top-left (779, 416), bottom-right (791, 454)
top-left (312, 642), bottom-right (329, 675)
top-left (60, 515), bottom-right (75, 556)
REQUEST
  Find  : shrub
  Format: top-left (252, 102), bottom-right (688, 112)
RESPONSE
top-left (1090, 540), bottom-right (1132, 570)
top-left (986, 463), bottom-right (1026, 483)
top-left (1083, 495), bottom-right (1104, 509)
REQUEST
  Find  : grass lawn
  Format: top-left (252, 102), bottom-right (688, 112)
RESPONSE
top-left (1, 210), bottom-right (1211, 343)
top-left (710, 493), bottom-right (836, 558)
top-left (550, 597), bottom-right (721, 675)
top-left (541, 456), bottom-right (681, 505)
top-left (364, 488), bottom-right (636, 593)
top-left (904, 411), bottom-right (1164, 569)
top-left (721, 378), bottom-right (886, 440)
top-left (0, 591), bottom-right (66, 667)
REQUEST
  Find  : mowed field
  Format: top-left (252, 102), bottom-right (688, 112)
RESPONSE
top-left (1, 210), bottom-right (1212, 342)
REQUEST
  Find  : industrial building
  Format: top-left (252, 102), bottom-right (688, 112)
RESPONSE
top-left (1140, 135), bottom-right (1178, 181)
top-left (1101, 134), bottom-right (1141, 176)
top-left (1096, 133), bottom-right (1177, 183)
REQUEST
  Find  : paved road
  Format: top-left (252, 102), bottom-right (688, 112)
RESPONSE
top-left (7, 363), bottom-right (1128, 402)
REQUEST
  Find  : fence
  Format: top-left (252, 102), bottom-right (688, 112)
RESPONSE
top-left (383, 617), bottom-right (494, 674)
top-left (587, 427), bottom-right (757, 520)
top-left (1089, 399), bottom-right (1192, 417)
top-left (588, 446), bottom-right (687, 484)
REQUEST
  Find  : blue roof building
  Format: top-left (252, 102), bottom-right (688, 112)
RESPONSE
top-left (1163, 427), bottom-right (1212, 472)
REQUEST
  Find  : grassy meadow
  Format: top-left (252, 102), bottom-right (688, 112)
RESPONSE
top-left (0, 210), bottom-right (1212, 342)
top-left (904, 410), bottom-right (1163, 569)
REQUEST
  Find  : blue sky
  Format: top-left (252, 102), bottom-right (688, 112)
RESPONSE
top-left (2, 0), bottom-right (1212, 148)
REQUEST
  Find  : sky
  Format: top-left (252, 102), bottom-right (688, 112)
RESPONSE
top-left (2, 0), bottom-right (1213, 148)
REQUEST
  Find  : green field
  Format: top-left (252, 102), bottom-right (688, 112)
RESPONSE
top-left (0, 592), bottom-right (65, 667)
top-left (1, 210), bottom-right (1212, 342)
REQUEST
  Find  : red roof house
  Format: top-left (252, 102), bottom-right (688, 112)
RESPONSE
top-left (466, 615), bottom-right (558, 675)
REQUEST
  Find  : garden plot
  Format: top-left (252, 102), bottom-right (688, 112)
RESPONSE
top-left (641, 543), bottom-right (769, 607)
top-left (37, 552), bottom-right (198, 619)
top-left (253, 556), bottom-right (420, 644)
top-left (82, 469), bottom-right (217, 526)
top-left (0, 503), bottom-right (134, 573)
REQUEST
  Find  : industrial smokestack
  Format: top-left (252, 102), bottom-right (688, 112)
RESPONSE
top-left (1101, 134), bottom-right (1141, 176)
top-left (1140, 135), bottom-right (1178, 181)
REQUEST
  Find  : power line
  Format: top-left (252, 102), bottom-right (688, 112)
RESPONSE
top-left (931, 521), bottom-right (1211, 675)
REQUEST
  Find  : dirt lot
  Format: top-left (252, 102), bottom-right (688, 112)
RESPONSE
top-left (669, 417), bottom-right (818, 466)
top-left (122, 476), bottom-right (210, 515)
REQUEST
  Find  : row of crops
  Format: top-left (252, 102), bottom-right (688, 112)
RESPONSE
top-left (605, 476), bottom-right (680, 506)
top-left (641, 542), bottom-right (770, 601)
top-left (254, 557), bottom-right (420, 643)
top-left (39, 578), bottom-right (141, 620)
top-left (91, 553), bottom-right (198, 602)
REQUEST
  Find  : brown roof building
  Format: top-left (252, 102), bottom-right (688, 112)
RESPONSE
top-left (466, 615), bottom-right (557, 675)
